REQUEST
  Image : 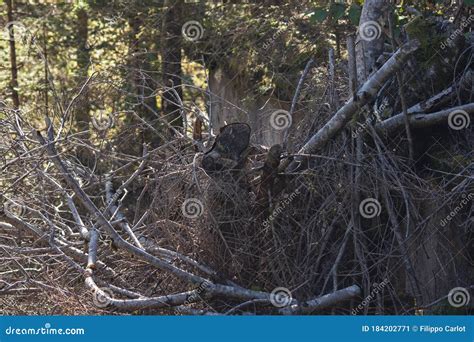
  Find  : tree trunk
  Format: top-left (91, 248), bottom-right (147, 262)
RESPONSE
top-left (129, 16), bottom-right (159, 117)
top-left (355, 0), bottom-right (389, 84)
top-left (161, 0), bottom-right (184, 132)
top-left (280, 40), bottom-right (419, 172)
top-left (75, 7), bottom-right (90, 137)
top-left (43, 24), bottom-right (49, 116)
top-left (128, 15), bottom-right (160, 146)
top-left (6, 0), bottom-right (20, 109)
top-left (208, 66), bottom-right (288, 145)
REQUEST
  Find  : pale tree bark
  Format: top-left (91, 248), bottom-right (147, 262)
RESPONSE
top-left (33, 117), bottom-right (362, 314)
top-left (376, 103), bottom-right (474, 135)
top-left (355, 0), bottom-right (389, 84)
top-left (281, 40), bottom-right (419, 172)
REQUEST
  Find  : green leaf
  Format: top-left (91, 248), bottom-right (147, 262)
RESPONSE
top-left (348, 4), bottom-right (362, 25)
top-left (329, 3), bottom-right (346, 21)
top-left (310, 7), bottom-right (328, 23)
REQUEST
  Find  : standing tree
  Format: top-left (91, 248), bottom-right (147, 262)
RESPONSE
top-left (161, 0), bottom-right (184, 132)
top-left (75, 3), bottom-right (90, 137)
top-left (127, 9), bottom-right (161, 146)
top-left (6, 0), bottom-right (20, 109)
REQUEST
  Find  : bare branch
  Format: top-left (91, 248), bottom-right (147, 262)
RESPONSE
top-left (281, 40), bottom-right (420, 171)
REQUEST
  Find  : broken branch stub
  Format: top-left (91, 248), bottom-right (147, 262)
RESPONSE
top-left (202, 123), bottom-right (251, 172)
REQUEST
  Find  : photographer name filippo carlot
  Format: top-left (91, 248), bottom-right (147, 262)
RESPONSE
top-left (418, 325), bottom-right (466, 334)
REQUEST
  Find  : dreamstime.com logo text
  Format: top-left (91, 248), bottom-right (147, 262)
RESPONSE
top-left (91, 112), bottom-right (114, 131)
top-left (91, 188), bottom-right (125, 221)
top-left (352, 101), bottom-right (388, 138)
top-left (440, 192), bottom-right (473, 228)
top-left (263, 15), bottom-right (298, 50)
top-left (441, 15), bottom-right (474, 50)
top-left (4, 323), bottom-right (85, 336)
top-left (3, 21), bottom-right (29, 42)
top-left (175, 281), bottom-right (212, 314)
top-left (352, 278), bottom-right (389, 315)
top-left (262, 189), bottom-right (300, 228)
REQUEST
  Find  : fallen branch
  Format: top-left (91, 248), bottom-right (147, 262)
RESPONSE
top-left (392, 70), bottom-right (472, 117)
top-left (36, 119), bottom-right (326, 309)
top-left (87, 227), bottom-right (99, 270)
top-left (35, 119), bottom-right (210, 286)
top-left (281, 285), bottom-right (361, 314)
top-left (283, 57), bottom-right (314, 149)
top-left (84, 275), bottom-right (207, 310)
top-left (105, 176), bottom-right (144, 249)
top-left (376, 103), bottom-right (474, 135)
top-left (281, 39), bottom-right (420, 172)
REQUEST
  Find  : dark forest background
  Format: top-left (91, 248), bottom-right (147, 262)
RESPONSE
top-left (0, 0), bottom-right (472, 315)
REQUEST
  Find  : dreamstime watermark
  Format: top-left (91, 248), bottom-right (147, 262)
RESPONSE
top-left (358, 21), bottom-right (382, 42)
top-left (352, 101), bottom-right (388, 138)
top-left (91, 112), bottom-right (114, 131)
top-left (91, 188), bottom-right (125, 221)
top-left (175, 281), bottom-right (212, 314)
top-left (447, 109), bottom-right (470, 130)
top-left (108, 188), bottom-right (124, 207)
top-left (92, 287), bottom-right (114, 308)
top-left (263, 16), bottom-right (298, 50)
top-left (3, 198), bottom-right (26, 218)
top-left (104, 13), bottom-right (123, 25)
top-left (447, 287), bottom-right (470, 308)
top-left (359, 198), bottom-right (382, 219)
top-left (270, 109), bottom-right (292, 130)
top-left (181, 198), bottom-right (204, 219)
top-left (440, 193), bottom-right (473, 227)
top-left (262, 189), bottom-right (300, 228)
top-left (5, 323), bottom-right (85, 336)
top-left (3, 20), bottom-right (29, 42)
top-left (270, 287), bottom-right (292, 308)
top-left (181, 20), bottom-right (204, 42)
top-left (441, 15), bottom-right (474, 50)
top-left (352, 278), bottom-right (389, 315)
